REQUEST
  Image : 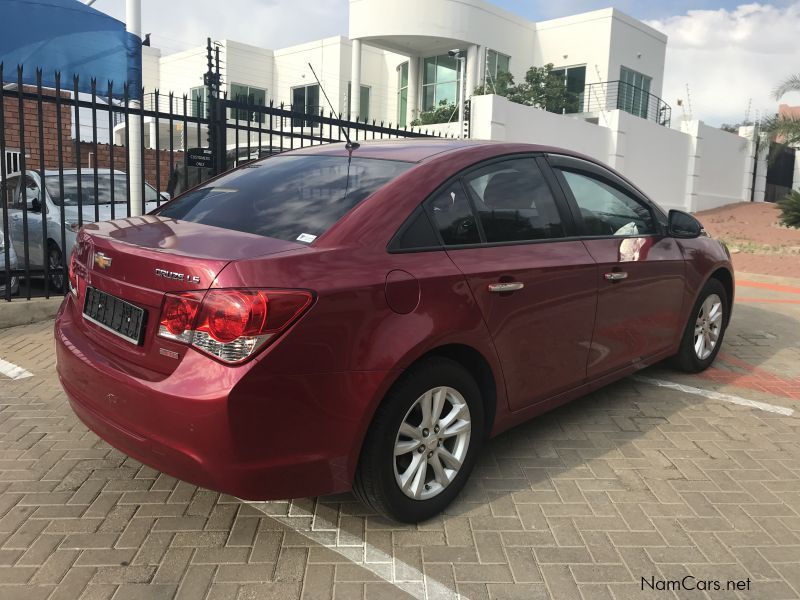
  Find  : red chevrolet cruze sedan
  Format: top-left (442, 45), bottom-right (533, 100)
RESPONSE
top-left (55, 140), bottom-right (733, 522)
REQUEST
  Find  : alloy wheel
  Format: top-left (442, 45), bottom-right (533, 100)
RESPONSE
top-left (694, 293), bottom-right (723, 360)
top-left (48, 247), bottom-right (64, 291)
top-left (393, 386), bottom-right (471, 501)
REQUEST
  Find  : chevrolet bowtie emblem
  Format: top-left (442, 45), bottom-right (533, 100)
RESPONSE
top-left (94, 252), bottom-right (112, 270)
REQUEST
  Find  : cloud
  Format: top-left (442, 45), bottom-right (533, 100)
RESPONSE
top-left (646, 2), bottom-right (800, 126)
top-left (100, 0), bottom-right (348, 53)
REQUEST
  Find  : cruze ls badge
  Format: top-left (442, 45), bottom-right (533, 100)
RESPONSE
top-left (93, 252), bottom-right (112, 270)
top-left (154, 268), bottom-right (201, 284)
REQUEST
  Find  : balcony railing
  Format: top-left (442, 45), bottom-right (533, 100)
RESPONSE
top-left (579, 80), bottom-right (672, 127)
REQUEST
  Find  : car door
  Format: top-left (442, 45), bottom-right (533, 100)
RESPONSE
top-left (425, 156), bottom-right (598, 411)
top-left (548, 155), bottom-right (685, 378)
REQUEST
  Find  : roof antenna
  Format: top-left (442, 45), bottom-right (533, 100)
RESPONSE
top-left (307, 63), bottom-right (359, 150)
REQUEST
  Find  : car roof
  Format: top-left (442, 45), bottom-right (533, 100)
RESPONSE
top-left (285, 138), bottom-right (590, 164)
top-left (286, 139), bottom-right (496, 163)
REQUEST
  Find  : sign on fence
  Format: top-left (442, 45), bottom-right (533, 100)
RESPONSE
top-left (186, 148), bottom-right (214, 169)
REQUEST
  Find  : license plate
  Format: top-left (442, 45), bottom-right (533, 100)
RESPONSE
top-left (83, 287), bottom-right (146, 345)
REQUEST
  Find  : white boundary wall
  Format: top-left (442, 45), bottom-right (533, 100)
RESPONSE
top-left (470, 94), bottom-right (765, 212)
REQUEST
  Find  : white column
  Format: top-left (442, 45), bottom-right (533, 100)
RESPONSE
top-left (126, 0), bottom-right (144, 216)
top-left (350, 39), bottom-right (362, 121)
top-left (407, 56), bottom-right (419, 125)
top-left (457, 56), bottom-right (465, 138)
top-left (466, 45), bottom-right (479, 99)
top-left (793, 149), bottom-right (800, 192)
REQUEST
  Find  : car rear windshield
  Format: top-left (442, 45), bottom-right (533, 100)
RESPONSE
top-left (156, 155), bottom-right (412, 243)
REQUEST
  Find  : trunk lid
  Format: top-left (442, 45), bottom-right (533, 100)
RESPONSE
top-left (71, 215), bottom-right (306, 375)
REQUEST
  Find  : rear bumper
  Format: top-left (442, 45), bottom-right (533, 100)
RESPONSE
top-left (55, 296), bottom-right (395, 500)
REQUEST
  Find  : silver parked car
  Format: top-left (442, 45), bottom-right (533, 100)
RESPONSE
top-left (2, 169), bottom-right (165, 290)
top-left (0, 231), bottom-right (19, 297)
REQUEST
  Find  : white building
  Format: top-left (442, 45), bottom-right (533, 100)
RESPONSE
top-left (130, 0), bottom-right (774, 212)
top-left (142, 0), bottom-right (668, 129)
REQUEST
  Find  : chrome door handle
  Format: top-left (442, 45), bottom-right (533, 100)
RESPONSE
top-left (488, 282), bottom-right (524, 293)
top-left (604, 271), bottom-right (628, 282)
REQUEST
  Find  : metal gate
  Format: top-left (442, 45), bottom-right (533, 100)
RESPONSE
top-left (0, 63), bottom-right (445, 302)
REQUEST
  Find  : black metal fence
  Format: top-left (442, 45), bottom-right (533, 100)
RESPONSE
top-left (0, 64), bottom-right (446, 302)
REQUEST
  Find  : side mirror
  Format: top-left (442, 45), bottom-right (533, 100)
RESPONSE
top-left (28, 197), bottom-right (42, 213)
top-left (668, 209), bottom-right (704, 238)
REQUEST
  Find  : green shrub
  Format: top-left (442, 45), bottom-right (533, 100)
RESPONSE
top-left (410, 100), bottom-right (457, 126)
top-left (777, 189), bottom-right (800, 228)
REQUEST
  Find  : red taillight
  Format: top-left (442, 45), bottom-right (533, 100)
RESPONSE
top-left (157, 289), bottom-right (313, 362)
top-left (68, 249), bottom-right (79, 296)
top-left (196, 290), bottom-right (268, 344)
top-left (160, 293), bottom-right (202, 338)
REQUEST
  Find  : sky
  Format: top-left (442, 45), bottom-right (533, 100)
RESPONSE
top-left (94, 0), bottom-right (800, 127)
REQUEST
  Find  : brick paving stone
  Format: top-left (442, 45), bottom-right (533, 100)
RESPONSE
top-left (0, 281), bottom-right (799, 599)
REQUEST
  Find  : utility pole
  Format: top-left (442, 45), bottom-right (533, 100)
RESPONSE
top-left (450, 49), bottom-right (466, 139)
top-left (126, 0), bottom-right (144, 216)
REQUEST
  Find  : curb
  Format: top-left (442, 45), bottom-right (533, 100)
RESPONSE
top-left (0, 297), bottom-right (64, 330)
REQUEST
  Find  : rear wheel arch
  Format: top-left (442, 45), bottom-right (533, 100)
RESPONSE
top-left (394, 343), bottom-right (498, 439)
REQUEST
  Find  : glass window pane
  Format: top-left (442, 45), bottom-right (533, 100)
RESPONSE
top-left (436, 55), bottom-right (458, 83)
top-left (497, 54), bottom-right (510, 74)
top-left (487, 50), bottom-right (497, 79)
top-left (425, 182), bottom-right (479, 246)
top-left (398, 88), bottom-right (407, 127)
top-left (423, 85), bottom-right (435, 111)
top-left (307, 85), bottom-right (319, 113)
top-left (398, 62), bottom-right (409, 89)
top-left (560, 170), bottom-right (655, 236)
top-left (466, 158), bottom-right (565, 243)
top-left (360, 86), bottom-right (370, 121)
top-left (424, 57), bottom-right (437, 85)
top-left (436, 82), bottom-right (457, 107)
top-left (566, 66), bottom-right (585, 94)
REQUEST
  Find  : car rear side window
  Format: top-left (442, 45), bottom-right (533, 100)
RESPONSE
top-left (157, 155), bottom-right (411, 243)
top-left (425, 182), bottom-right (481, 246)
top-left (464, 158), bottom-right (565, 243)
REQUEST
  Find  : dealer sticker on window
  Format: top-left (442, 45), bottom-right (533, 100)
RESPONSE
top-left (296, 233), bottom-right (317, 243)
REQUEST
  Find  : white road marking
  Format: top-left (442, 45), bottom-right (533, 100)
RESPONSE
top-left (243, 499), bottom-right (454, 600)
top-left (0, 358), bottom-right (33, 380)
top-left (634, 376), bottom-right (795, 417)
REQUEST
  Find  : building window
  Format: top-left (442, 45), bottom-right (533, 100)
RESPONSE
top-left (347, 82), bottom-right (371, 122)
top-left (228, 83), bottom-right (266, 123)
top-left (397, 62), bottom-right (408, 127)
top-left (550, 65), bottom-right (586, 114)
top-left (190, 87), bottom-right (207, 118)
top-left (484, 49), bottom-right (510, 88)
top-left (422, 54), bottom-right (461, 112)
top-left (618, 67), bottom-right (652, 119)
top-left (291, 84), bottom-right (320, 127)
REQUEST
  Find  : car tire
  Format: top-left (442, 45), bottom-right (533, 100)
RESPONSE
top-left (47, 242), bottom-right (65, 293)
top-left (353, 357), bottom-right (484, 523)
top-left (672, 278), bottom-right (729, 373)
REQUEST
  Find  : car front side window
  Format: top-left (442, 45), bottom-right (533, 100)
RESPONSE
top-left (559, 169), bottom-right (655, 237)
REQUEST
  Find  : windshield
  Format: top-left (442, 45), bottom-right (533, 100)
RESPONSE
top-left (46, 174), bottom-right (159, 206)
top-left (156, 155), bottom-right (412, 242)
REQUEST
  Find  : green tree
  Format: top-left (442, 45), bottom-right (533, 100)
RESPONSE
top-left (473, 64), bottom-right (578, 114)
top-left (762, 74), bottom-right (800, 147)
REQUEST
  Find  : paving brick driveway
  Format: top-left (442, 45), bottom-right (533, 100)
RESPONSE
top-left (0, 273), bottom-right (798, 600)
